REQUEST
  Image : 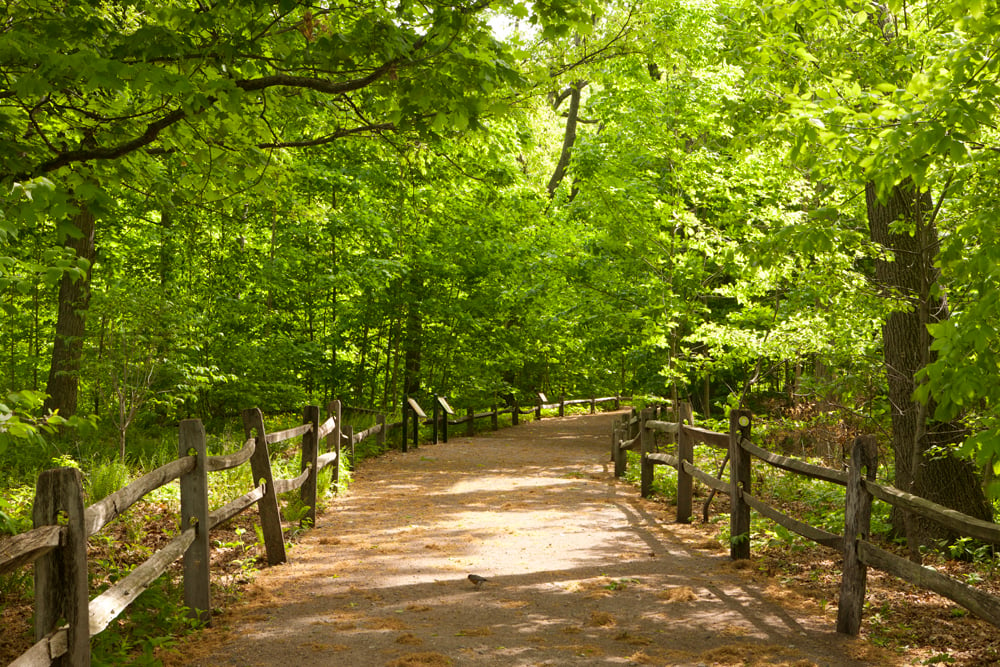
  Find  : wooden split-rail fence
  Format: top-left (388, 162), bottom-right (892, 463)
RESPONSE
top-left (612, 404), bottom-right (1000, 635)
top-left (0, 392), bottom-right (625, 666)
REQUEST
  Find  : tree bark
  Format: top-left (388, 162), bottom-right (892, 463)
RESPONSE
top-left (866, 180), bottom-right (993, 554)
top-left (402, 272), bottom-right (423, 397)
top-left (546, 81), bottom-right (586, 197)
top-left (43, 203), bottom-right (96, 417)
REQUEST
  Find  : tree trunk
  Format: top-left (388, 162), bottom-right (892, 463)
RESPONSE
top-left (43, 203), bottom-right (96, 417)
top-left (866, 180), bottom-right (993, 554)
top-left (402, 272), bottom-right (423, 397)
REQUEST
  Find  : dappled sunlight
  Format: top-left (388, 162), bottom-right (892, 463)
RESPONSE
top-left (179, 411), bottom-right (876, 667)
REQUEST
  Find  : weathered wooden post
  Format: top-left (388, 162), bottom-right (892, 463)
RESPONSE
top-left (432, 398), bottom-right (440, 444)
top-left (512, 398), bottom-right (519, 426)
top-left (728, 409), bottom-right (753, 560)
top-left (467, 406), bottom-right (475, 436)
top-left (640, 408), bottom-right (655, 497)
top-left (33, 467), bottom-right (89, 665)
top-left (590, 396), bottom-right (596, 414)
top-left (837, 435), bottom-right (878, 635)
top-left (407, 397), bottom-right (425, 450)
top-left (536, 392), bottom-right (546, 420)
top-left (328, 400), bottom-right (342, 491)
top-left (401, 396), bottom-right (410, 452)
top-left (301, 406), bottom-right (320, 528)
top-left (676, 402), bottom-right (695, 523)
top-left (376, 412), bottom-right (386, 450)
top-left (437, 397), bottom-right (454, 442)
top-left (179, 419), bottom-right (211, 624)
top-left (614, 394), bottom-right (620, 410)
top-left (242, 408), bottom-right (287, 565)
top-left (345, 424), bottom-right (355, 468)
top-left (491, 401), bottom-right (498, 430)
top-left (613, 420), bottom-right (626, 478)
top-left (559, 394), bottom-right (565, 417)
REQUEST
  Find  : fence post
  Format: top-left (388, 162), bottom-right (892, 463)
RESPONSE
top-left (491, 402), bottom-right (498, 430)
top-left (729, 409), bottom-right (753, 560)
top-left (467, 406), bottom-right (475, 436)
top-left (628, 407), bottom-right (638, 441)
top-left (613, 420), bottom-right (626, 478)
top-left (640, 408), bottom-right (655, 497)
top-left (512, 399), bottom-right (519, 426)
top-left (179, 419), bottom-right (211, 625)
top-left (535, 393), bottom-right (544, 421)
top-left (676, 402), bottom-right (695, 523)
top-left (242, 408), bottom-right (288, 566)
top-left (590, 396), bottom-right (596, 414)
top-left (410, 400), bottom-right (421, 450)
top-left (837, 435), bottom-right (878, 635)
top-left (33, 467), bottom-right (89, 666)
top-left (301, 406), bottom-right (320, 528)
top-left (614, 394), bottom-right (620, 410)
top-left (344, 424), bottom-right (355, 468)
top-left (432, 399), bottom-right (440, 444)
top-left (441, 400), bottom-right (449, 443)
top-left (328, 400), bottom-right (342, 491)
top-left (401, 396), bottom-right (410, 452)
top-left (376, 412), bottom-right (386, 450)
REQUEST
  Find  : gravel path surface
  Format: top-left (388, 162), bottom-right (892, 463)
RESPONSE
top-left (176, 411), bottom-right (880, 666)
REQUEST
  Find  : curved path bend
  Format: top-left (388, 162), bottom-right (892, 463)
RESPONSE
top-left (178, 411), bottom-right (876, 667)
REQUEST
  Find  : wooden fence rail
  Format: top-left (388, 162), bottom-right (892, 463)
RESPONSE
top-left (1, 392), bottom-right (627, 665)
top-left (611, 403), bottom-right (1000, 636)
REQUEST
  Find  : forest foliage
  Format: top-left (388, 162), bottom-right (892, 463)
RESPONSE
top-left (1, 0), bottom-right (1000, 520)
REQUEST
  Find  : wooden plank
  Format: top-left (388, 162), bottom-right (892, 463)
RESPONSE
top-left (741, 438), bottom-right (849, 486)
top-left (317, 451), bottom-right (339, 471)
top-left (209, 484), bottom-right (266, 530)
top-left (619, 434), bottom-right (641, 451)
top-left (206, 437), bottom-right (256, 472)
top-left (859, 540), bottom-right (1000, 628)
top-left (315, 416), bottom-right (337, 440)
top-left (683, 460), bottom-right (731, 495)
top-left (265, 422), bottom-right (312, 445)
top-left (407, 397), bottom-right (427, 418)
top-left (863, 480), bottom-right (1000, 545)
top-left (0, 525), bottom-right (63, 575)
top-left (682, 425), bottom-right (729, 449)
top-left (646, 452), bottom-right (679, 468)
top-left (84, 456), bottom-right (196, 536)
top-left (89, 528), bottom-right (196, 636)
top-left (272, 465), bottom-right (312, 495)
top-left (9, 627), bottom-right (68, 666)
top-left (742, 491), bottom-right (843, 552)
top-left (646, 420), bottom-right (679, 435)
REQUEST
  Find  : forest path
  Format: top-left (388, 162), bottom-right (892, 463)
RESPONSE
top-left (177, 410), bottom-right (878, 667)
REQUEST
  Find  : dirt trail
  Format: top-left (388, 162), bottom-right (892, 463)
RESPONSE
top-left (178, 411), bottom-right (878, 666)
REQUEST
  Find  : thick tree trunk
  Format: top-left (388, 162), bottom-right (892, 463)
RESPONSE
top-left (43, 204), bottom-right (96, 417)
top-left (866, 180), bottom-right (993, 554)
